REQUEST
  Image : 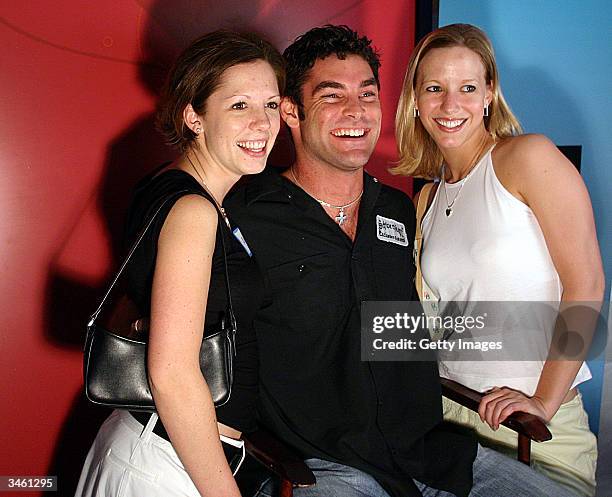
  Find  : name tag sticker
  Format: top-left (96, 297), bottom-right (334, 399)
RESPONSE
top-left (376, 215), bottom-right (409, 246)
top-left (232, 227), bottom-right (253, 257)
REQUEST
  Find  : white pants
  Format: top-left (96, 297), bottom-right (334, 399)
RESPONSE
top-left (75, 410), bottom-right (202, 497)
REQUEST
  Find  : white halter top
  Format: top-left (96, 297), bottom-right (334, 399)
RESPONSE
top-left (421, 146), bottom-right (590, 394)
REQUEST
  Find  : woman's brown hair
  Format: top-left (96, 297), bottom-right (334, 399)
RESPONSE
top-left (157, 30), bottom-right (285, 150)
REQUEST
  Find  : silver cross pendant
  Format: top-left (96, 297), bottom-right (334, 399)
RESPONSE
top-left (335, 208), bottom-right (347, 225)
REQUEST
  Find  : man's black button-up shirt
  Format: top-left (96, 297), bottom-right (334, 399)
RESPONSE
top-left (226, 169), bottom-right (476, 497)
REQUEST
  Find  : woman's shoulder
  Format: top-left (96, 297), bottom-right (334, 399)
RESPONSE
top-left (126, 166), bottom-right (213, 240)
top-left (135, 166), bottom-right (202, 201)
top-left (493, 134), bottom-right (558, 168)
top-left (149, 169), bottom-right (218, 233)
top-left (494, 134), bottom-right (565, 178)
top-left (158, 194), bottom-right (218, 251)
top-left (493, 134), bottom-right (580, 202)
top-left (132, 166), bottom-right (210, 212)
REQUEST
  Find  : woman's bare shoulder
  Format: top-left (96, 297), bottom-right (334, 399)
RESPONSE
top-left (494, 134), bottom-right (558, 168)
top-left (159, 194), bottom-right (218, 249)
top-left (494, 134), bottom-right (582, 204)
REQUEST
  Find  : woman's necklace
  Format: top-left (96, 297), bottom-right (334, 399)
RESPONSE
top-left (442, 138), bottom-right (494, 217)
top-left (442, 168), bottom-right (470, 217)
top-left (290, 167), bottom-right (363, 225)
top-left (186, 153), bottom-right (231, 229)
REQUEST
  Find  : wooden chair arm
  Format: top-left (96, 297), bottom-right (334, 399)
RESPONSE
top-left (440, 378), bottom-right (552, 443)
top-left (243, 427), bottom-right (316, 491)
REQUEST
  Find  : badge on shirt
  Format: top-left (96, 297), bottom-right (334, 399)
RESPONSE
top-left (376, 215), bottom-right (409, 246)
top-left (232, 227), bottom-right (253, 257)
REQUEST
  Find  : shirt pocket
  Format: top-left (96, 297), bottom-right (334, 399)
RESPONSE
top-left (266, 252), bottom-right (343, 333)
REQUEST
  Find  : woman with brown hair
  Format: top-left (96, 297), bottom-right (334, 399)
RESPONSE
top-left (76, 30), bottom-right (284, 497)
top-left (394, 23), bottom-right (603, 496)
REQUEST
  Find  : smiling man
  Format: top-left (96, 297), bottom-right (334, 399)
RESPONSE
top-left (277, 31), bottom-right (383, 240)
top-left (225, 25), bottom-right (575, 497)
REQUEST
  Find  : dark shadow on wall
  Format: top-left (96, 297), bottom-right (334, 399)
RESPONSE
top-left (44, 37), bottom-right (174, 497)
top-left (47, 393), bottom-right (112, 496)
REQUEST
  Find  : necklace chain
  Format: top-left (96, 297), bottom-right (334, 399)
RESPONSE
top-left (186, 153), bottom-right (231, 229)
top-left (442, 139), bottom-right (494, 217)
top-left (442, 165), bottom-right (471, 217)
top-left (290, 167), bottom-right (363, 225)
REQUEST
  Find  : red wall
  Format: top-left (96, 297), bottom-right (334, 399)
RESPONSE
top-left (0, 2), bottom-right (415, 494)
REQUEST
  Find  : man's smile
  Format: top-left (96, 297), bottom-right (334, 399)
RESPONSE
top-left (330, 127), bottom-right (369, 137)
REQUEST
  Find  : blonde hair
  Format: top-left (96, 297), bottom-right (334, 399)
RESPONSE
top-left (392, 24), bottom-right (522, 179)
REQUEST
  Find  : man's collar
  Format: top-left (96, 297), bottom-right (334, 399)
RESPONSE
top-left (359, 169), bottom-right (382, 228)
top-left (241, 165), bottom-right (382, 207)
top-left (243, 167), bottom-right (290, 206)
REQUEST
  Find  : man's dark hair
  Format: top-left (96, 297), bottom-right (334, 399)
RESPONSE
top-left (283, 25), bottom-right (380, 119)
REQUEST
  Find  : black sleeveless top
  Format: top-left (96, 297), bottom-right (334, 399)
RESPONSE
top-left (125, 168), bottom-right (262, 433)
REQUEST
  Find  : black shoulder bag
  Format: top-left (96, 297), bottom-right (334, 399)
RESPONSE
top-left (83, 189), bottom-right (236, 411)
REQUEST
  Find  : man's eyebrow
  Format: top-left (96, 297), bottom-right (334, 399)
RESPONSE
top-left (312, 81), bottom-right (344, 95)
top-left (311, 78), bottom-right (378, 95)
top-left (361, 78), bottom-right (377, 88)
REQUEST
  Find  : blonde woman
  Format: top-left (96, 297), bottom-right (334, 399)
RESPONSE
top-left (394, 23), bottom-right (603, 497)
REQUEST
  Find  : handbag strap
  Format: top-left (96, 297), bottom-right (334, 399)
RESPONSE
top-left (414, 182), bottom-right (436, 300)
top-left (87, 187), bottom-right (236, 334)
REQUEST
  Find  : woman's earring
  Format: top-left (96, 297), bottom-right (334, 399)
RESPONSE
top-left (483, 105), bottom-right (489, 117)
top-left (413, 107), bottom-right (419, 118)
top-left (195, 127), bottom-right (202, 135)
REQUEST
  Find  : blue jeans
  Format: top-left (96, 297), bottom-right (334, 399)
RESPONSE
top-left (253, 444), bottom-right (578, 497)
